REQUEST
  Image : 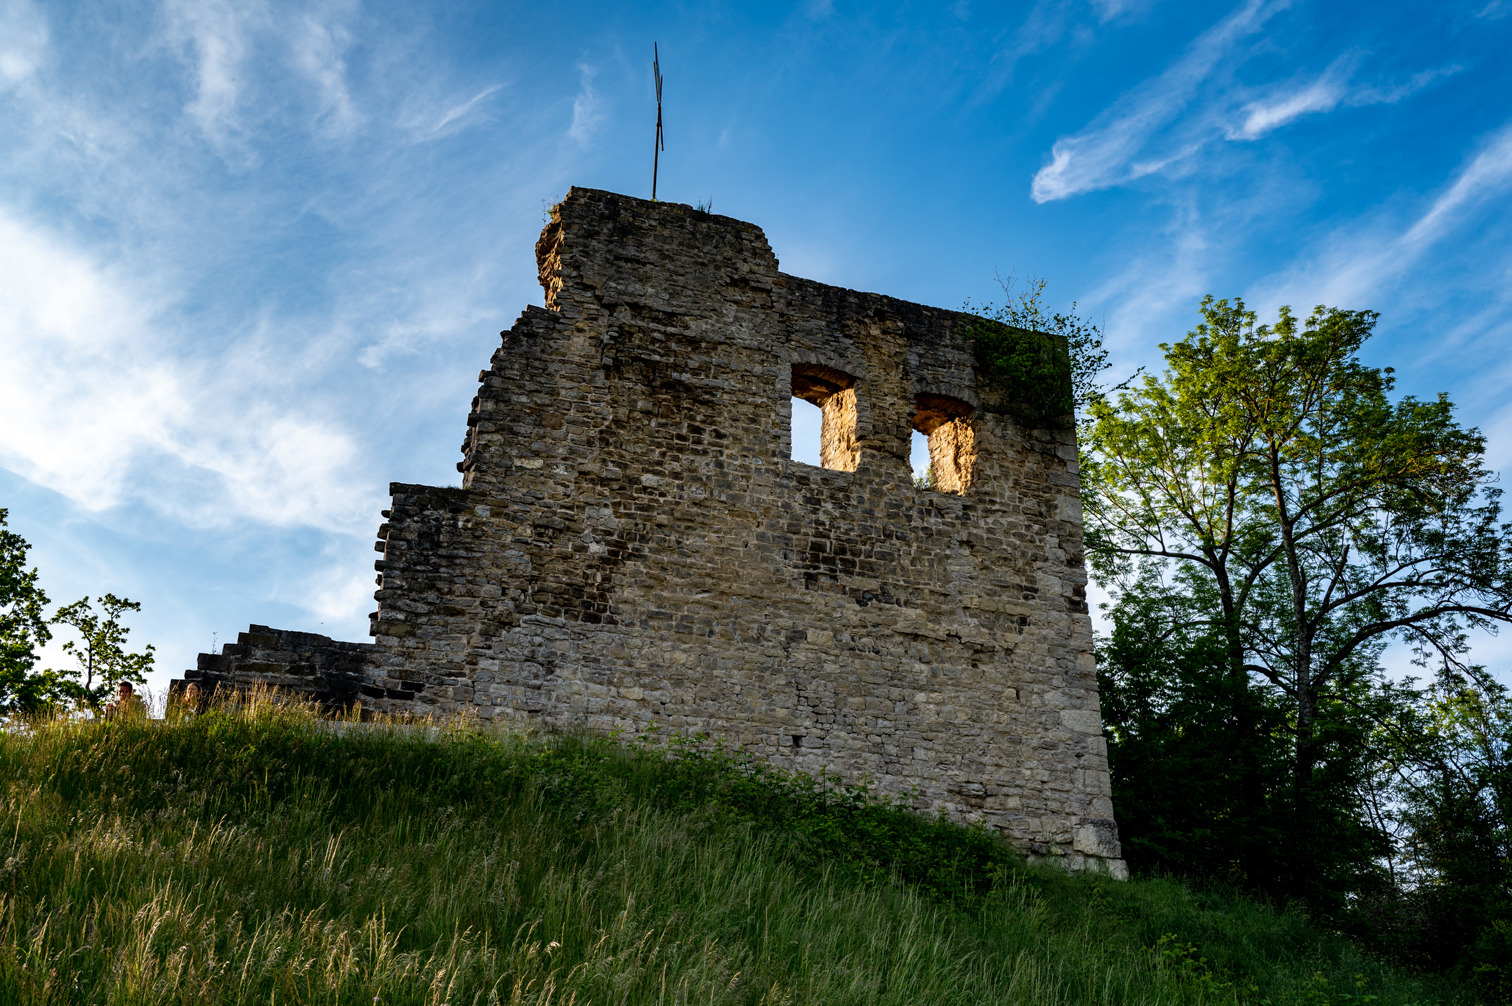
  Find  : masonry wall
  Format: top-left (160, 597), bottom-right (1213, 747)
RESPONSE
top-left (180, 188), bottom-right (1123, 875)
top-left (186, 626), bottom-right (378, 710)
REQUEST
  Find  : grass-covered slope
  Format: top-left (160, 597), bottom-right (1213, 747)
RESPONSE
top-left (0, 700), bottom-right (1471, 1005)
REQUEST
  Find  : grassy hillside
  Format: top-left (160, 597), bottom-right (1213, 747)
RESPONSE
top-left (0, 698), bottom-right (1473, 1005)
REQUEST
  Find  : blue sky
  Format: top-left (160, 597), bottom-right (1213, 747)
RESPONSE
top-left (2, 0), bottom-right (1511, 698)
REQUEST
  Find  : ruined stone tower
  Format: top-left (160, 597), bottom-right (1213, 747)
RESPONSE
top-left (179, 187), bottom-right (1125, 876)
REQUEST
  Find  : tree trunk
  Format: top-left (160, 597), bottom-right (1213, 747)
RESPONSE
top-left (1270, 444), bottom-right (1317, 897)
top-left (1213, 561), bottom-right (1271, 886)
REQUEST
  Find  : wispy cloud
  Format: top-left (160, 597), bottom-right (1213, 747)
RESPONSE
top-left (162, 0), bottom-right (259, 154)
top-left (1031, 0), bottom-right (1289, 203)
top-left (290, 3), bottom-right (360, 137)
top-left (161, 0), bottom-right (369, 153)
top-left (1229, 71), bottom-right (1347, 140)
top-left (1085, 196), bottom-right (1214, 359)
top-left (1353, 64), bottom-right (1462, 104)
top-left (394, 81), bottom-right (507, 144)
top-left (1256, 119), bottom-right (1512, 313)
top-left (0, 208), bottom-right (378, 532)
top-left (1032, 0), bottom-right (1463, 201)
top-left (428, 84), bottom-right (502, 139)
top-left (0, 0), bottom-right (48, 85)
top-left (987, 0), bottom-right (1074, 87)
top-left (356, 274), bottom-right (499, 368)
top-left (568, 62), bottom-right (602, 145)
top-left (1088, 0), bottom-right (1151, 21)
top-left (1229, 61), bottom-right (1461, 140)
top-left (303, 561), bottom-right (377, 623)
top-left (987, 0), bottom-right (1153, 90)
top-left (1400, 122), bottom-right (1512, 252)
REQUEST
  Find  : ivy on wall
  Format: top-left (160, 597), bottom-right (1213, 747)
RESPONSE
top-left (961, 317), bottom-right (1075, 428)
top-left (959, 276), bottom-right (1112, 429)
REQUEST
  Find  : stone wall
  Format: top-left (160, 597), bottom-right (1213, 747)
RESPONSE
top-left (177, 188), bottom-right (1124, 876)
top-left (185, 625), bottom-right (378, 710)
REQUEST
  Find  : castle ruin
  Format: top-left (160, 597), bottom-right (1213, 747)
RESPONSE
top-left (178, 188), bottom-right (1125, 876)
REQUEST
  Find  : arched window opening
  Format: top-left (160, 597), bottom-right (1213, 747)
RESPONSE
top-left (913, 394), bottom-right (975, 494)
top-left (792, 364), bottom-right (860, 472)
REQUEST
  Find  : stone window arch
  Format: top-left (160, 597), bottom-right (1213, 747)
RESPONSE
top-left (913, 394), bottom-right (976, 494)
top-left (791, 363), bottom-right (860, 473)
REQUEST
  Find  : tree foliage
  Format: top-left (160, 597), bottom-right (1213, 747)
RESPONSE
top-left (0, 507), bottom-right (52, 712)
top-left (48, 593), bottom-right (155, 710)
top-left (0, 508), bottom-right (156, 714)
top-left (1353, 670), bottom-right (1512, 995)
top-left (1085, 297), bottom-right (1512, 909)
top-left (1097, 568), bottom-right (1291, 882)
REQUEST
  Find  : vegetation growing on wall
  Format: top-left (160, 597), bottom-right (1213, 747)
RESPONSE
top-left (960, 276), bottom-right (1110, 427)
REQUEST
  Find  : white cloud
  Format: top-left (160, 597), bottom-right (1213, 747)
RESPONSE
top-left (1230, 62), bottom-right (1461, 141)
top-left (1229, 75), bottom-right (1345, 140)
top-left (1483, 375), bottom-right (1512, 475)
top-left (1401, 122), bottom-right (1512, 251)
top-left (1032, 4), bottom-right (1462, 201)
top-left (0, 208), bottom-right (378, 533)
top-left (992, 0), bottom-right (1071, 83)
top-left (1352, 64), bottom-right (1462, 105)
top-left (1255, 119), bottom-right (1512, 315)
top-left (356, 274), bottom-right (498, 368)
top-left (568, 62), bottom-right (603, 145)
top-left (162, 0), bottom-right (258, 152)
top-left (303, 561), bottom-right (375, 623)
top-left (1088, 0), bottom-right (1149, 21)
top-left (435, 85), bottom-right (501, 134)
top-left (290, 3), bottom-right (360, 137)
top-left (407, 84), bottom-right (504, 142)
top-left (986, 0), bottom-right (1119, 91)
top-left (161, 0), bottom-right (372, 151)
top-left (1031, 0), bottom-right (1289, 203)
top-left (983, 0), bottom-right (1153, 94)
top-left (0, 0), bottom-right (47, 85)
top-left (0, 211), bottom-right (177, 507)
top-left (1084, 197), bottom-right (1213, 360)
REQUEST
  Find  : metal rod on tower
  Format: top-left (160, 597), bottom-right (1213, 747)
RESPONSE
top-left (652, 43), bottom-right (664, 201)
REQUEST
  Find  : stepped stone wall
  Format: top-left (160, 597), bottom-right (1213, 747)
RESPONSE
top-left (176, 187), bottom-right (1125, 876)
top-left (188, 626), bottom-right (378, 709)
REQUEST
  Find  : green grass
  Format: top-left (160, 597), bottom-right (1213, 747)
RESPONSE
top-left (0, 697), bottom-right (1473, 1005)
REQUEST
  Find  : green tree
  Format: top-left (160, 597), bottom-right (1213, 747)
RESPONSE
top-left (1084, 297), bottom-right (1512, 904)
top-left (48, 593), bottom-right (155, 711)
top-left (0, 508), bottom-right (53, 712)
top-left (1362, 670), bottom-right (1512, 986)
top-left (1097, 566), bottom-right (1291, 880)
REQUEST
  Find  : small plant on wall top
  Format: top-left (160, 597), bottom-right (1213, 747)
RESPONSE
top-left (960, 275), bottom-right (1114, 428)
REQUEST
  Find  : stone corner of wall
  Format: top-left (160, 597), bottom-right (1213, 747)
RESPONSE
top-left (1072, 817), bottom-right (1123, 860)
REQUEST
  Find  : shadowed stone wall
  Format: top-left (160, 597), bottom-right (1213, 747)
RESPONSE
top-left (177, 188), bottom-right (1125, 876)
